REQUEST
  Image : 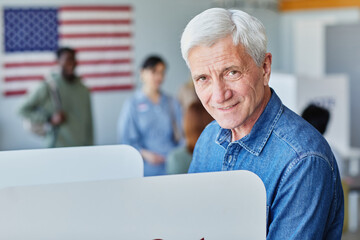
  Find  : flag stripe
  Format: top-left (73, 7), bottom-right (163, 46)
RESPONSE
top-left (83, 76), bottom-right (133, 85)
top-left (59, 24), bottom-right (132, 34)
top-left (4, 90), bottom-right (28, 96)
top-left (59, 6), bottom-right (132, 11)
top-left (82, 71), bottom-right (132, 79)
top-left (4, 80), bottom-right (45, 91)
top-left (77, 51), bottom-right (132, 60)
top-left (4, 64), bottom-right (132, 78)
top-left (4, 84), bottom-right (134, 96)
top-left (60, 39), bottom-right (132, 48)
top-left (59, 12), bottom-right (132, 20)
top-left (5, 62), bottom-right (57, 68)
top-left (75, 46), bottom-right (131, 52)
top-left (5, 76), bottom-right (44, 82)
top-left (59, 32), bottom-right (131, 39)
top-left (3, 51), bottom-right (132, 62)
top-left (90, 84), bottom-right (134, 92)
top-left (4, 66), bottom-right (58, 77)
top-left (59, 19), bottom-right (132, 25)
top-left (3, 77), bottom-right (133, 91)
top-left (77, 64), bottom-right (132, 75)
top-left (5, 71), bottom-right (133, 82)
top-left (78, 59), bottom-right (131, 65)
top-left (3, 53), bottom-right (55, 62)
top-left (5, 59), bottom-right (131, 68)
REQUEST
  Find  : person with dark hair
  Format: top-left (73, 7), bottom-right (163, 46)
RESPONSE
top-left (117, 55), bottom-right (183, 176)
top-left (301, 104), bottom-right (330, 135)
top-left (56, 47), bottom-right (76, 61)
top-left (301, 104), bottom-right (344, 177)
top-left (19, 47), bottom-right (93, 147)
top-left (166, 101), bottom-right (213, 174)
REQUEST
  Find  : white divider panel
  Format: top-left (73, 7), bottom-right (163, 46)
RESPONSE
top-left (0, 170), bottom-right (266, 240)
top-left (0, 144), bottom-right (143, 189)
top-left (270, 73), bottom-right (350, 155)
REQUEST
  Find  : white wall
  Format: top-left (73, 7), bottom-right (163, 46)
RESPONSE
top-left (279, 7), bottom-right (360, 74)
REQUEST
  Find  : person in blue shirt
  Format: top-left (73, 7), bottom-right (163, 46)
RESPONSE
top-left (180, 8), bottom-right (344, 239)
top-left (117, 55), bottom-right (183, 176)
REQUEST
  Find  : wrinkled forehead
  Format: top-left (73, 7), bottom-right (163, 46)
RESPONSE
top-left (188, 38), bottom-right (249, 67)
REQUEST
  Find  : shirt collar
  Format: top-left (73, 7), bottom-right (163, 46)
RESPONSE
top-left (216, 89), bottom-right (283, 156)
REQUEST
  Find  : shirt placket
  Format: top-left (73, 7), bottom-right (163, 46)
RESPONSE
top-left (222, 143), bottom-right (241, 171)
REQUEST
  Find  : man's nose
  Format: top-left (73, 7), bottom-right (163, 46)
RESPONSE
top-left (212, 79), bottom-right (231, 104)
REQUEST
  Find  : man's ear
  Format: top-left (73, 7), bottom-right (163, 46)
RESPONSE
top-left (262, 53), bottom-right (272, 86)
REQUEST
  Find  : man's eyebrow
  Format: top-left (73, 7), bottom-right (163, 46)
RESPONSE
top-left (192, 73), bottom-right (203, 80)
top-left (223, 65), bottom-right (239, 72)
top-left (224, 64), bottom-right (248, 74)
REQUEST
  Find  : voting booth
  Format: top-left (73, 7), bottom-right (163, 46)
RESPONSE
top-left (270, 73), bottom-right (350, 156)
top-left (0, 144), bottom-right (144, 189)
top-left (0, 145), bottom-right (266, 239)
top-left (0, 170), bottom-right (266, 239)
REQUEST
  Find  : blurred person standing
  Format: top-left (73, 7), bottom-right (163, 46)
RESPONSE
top-left (301, 104), bottom-right (345, 178)
top-left (19, 47), bottom-right (93, 148)
top-left (177, 78), bottom-right (198, 111)
top-left (117, 55), bottom-right (183, 176)
top-left (167, 101), bottom-right (213, 174)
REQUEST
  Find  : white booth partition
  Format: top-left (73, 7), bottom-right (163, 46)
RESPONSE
top-left (0, 170), bottom-right (266, 240)
top-left (270, 73), bottom-right (350, 158)
top-left (0, 144), bottom-right (144, 189)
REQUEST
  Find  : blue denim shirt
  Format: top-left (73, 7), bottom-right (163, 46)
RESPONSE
top-left (189, 90), bottom-right (344, 239)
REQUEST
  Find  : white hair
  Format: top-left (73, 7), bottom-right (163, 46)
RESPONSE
top-left (180, 8), bottom-right (267, 67)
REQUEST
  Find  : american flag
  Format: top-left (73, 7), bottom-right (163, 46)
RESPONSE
top-left (2, 5), bottom-right (134, 97)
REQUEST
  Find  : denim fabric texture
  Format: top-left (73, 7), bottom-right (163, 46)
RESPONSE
top-left (189, 90), bottom-right (344, 239)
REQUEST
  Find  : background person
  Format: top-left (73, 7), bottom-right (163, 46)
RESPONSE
top-left (117, 55), bottom-right (183, 176)
top-left (181, 8), bottom-right (343, 239)
top-left (177, 77), bottom-right (198, 111)
top-left (166, 101), bottom-right (213, 174)
top-left (19, 47), bottom-right (93, 148)
top-left (301, 103), bottom-right (345, 177)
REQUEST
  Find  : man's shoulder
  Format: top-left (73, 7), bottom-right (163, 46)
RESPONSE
top-left (26, 80), bottom-right (50, 99)
top-left (75, 77), bottom-right (90, 93)
top-left (202, 120), bottom-right (220, 133)
top-left (197, 120), bottom-right (221, 144)
top-left (273, 105), bottom-right (332, 157)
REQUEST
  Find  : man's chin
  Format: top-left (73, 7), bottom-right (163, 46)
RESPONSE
top-left (217, 121), bottom-right (237, 130)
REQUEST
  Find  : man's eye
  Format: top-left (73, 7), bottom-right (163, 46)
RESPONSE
top-left (197, 76), bottom-right (206, 81)
top-left (229, 71), bottom-right (237, 76)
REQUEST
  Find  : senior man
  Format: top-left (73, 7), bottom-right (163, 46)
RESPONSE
top-left (181, 8), bottom-right (343, 239)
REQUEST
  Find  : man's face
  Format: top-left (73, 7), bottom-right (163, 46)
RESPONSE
top-left (58, 51), bottom-right (76, 79)
top-left (188, 36), bottom-right (271, 137)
